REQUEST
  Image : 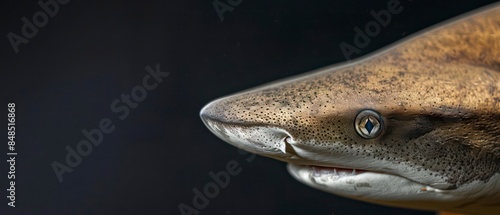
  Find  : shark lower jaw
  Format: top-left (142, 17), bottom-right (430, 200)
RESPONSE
top-left (287, 164), bottom-right (500, 213)
top-left (286, 163), bottom-right (447, 202)
top-left (286, 163), bottom-right (475, 201)
top-left (287, 163), bottom-right (421, 191)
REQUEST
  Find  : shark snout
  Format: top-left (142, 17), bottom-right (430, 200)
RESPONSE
top-left (200, 97), bottom-right (297, 158)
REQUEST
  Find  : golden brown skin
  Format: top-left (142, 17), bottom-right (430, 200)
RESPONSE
top-left (201, 3), bottom-right (500, 215)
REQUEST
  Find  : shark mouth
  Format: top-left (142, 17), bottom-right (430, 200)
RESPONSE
top-left (307, 165), bottom-right (369, 178)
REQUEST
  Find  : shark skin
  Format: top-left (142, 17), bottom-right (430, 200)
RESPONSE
top-left (200, 3), bottom-right (500, 215)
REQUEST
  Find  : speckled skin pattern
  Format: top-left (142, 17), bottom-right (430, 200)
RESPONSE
top-left (201, 5), bottom-right (499, 191)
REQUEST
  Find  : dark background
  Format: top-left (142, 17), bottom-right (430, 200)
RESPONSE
top-left (1, 0), bottom-right (498, 214)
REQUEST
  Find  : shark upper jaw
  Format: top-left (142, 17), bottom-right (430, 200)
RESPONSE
top-left (200, 102), bottom-right (290, 158)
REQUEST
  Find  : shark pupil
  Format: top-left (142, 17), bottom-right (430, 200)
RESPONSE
top-left (365, 119), bottom-right (374, 133)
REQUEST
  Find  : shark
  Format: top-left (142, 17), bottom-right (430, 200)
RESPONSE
top-left (200, 3), bottom-right (500, 215)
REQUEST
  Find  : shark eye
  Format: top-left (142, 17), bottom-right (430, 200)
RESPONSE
top-left (354, 110), bottom-right (383, 139)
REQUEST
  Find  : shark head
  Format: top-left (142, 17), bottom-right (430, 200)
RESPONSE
top-left (200, 4), bottom-right (500, 214)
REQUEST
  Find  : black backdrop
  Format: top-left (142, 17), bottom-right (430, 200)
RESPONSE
top-left (1, 0), bottom-right (497, 214)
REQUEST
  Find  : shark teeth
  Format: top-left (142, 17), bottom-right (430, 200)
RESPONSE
top-left (311, 166), bottom-right (359, 178)
top-left (419, 186), bottom-right (447, 193)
